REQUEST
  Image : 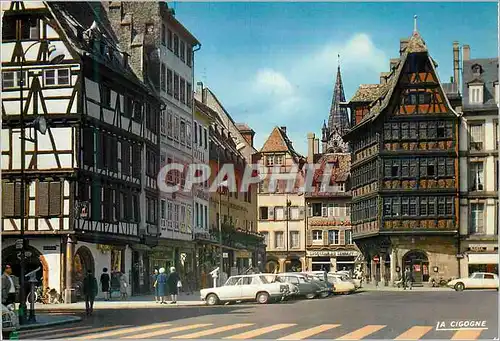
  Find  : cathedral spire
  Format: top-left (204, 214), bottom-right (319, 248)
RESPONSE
top-left (327, 55), bottom-right (349, 137)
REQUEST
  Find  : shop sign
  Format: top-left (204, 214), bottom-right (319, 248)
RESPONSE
top-left (306, 250), bottom-right (359, 257)
top-left (373, 255), bottom-right (380, 263)
top-left (468, 245), bottom-right (489, 253)
top-left (223, 252), bottom-right (229, 258)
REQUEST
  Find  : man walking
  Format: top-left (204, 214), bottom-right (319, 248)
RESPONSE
top-left (2, 265), bottom-right (17, 306)
top-left (82, 270), bottom-right (98, 316)
top-left (100, 268), bottom-right (110, 301)
top-left (403, 267), bottom-right (413, 290)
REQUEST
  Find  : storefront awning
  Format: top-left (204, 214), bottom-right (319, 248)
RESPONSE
top-left (467, 253), bottom-right (499, 264)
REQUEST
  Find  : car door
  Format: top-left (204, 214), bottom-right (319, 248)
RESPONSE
top-left (483, 274), bottom-right (498, 289)
top-left (469, 273), bottom-right (484, 289)
top-left (239, 276), bottom-right (258, 299)
top-left (220, 276), bottom-right (242, 300)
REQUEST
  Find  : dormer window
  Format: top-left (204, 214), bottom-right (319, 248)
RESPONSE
top-left (472, 64), bottom-right (482, 76)
top-left (469, 84), bottom-right (484, 104)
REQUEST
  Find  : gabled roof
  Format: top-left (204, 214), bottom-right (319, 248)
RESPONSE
top-left (260, 127), bottom-right (305, 164)
top-left (349, 84), bottom-right (388, 103)
top-left (466, 78), bottom-right (485, 85)
top-left (311, 153), bottom-right (351, 185)
top-left (345, 31), bottom-right (459, 135)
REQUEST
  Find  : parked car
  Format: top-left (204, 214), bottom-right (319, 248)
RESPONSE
top-left (277, 273), bottom-right (326, 299)
top-left (200, 274), bottom-right (290, 305)
top-left (331, 272), bottom-right (362, 289)
top-left (2, 304), bottom-right (19, 339)
top-left (262, 274), bottom-right (300, 298)
top-left (302, 272), bottom-right (334, 297)
top-left (447, 272), bottom-right (499, 291)
top-left (327, 273), bottom-right (356, 294)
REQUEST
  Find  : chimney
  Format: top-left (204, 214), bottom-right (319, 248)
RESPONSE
top-left (196, 81), bottom-right (207, 103)
top-left (390, 58), bottom-right (399, 71)
top-left (380, 72), bottom-right (390, 84)
top-left (399, 38), bottom-right (409, 55)
top-left (314, 138), bottom-right (319, 155)
top-left (463, 45), bottom-right (470, 61)
top-left (307, 133), bottom-right (315, 163)
top-left (280, 126), bottom-right (287, 134)
top-left (237, 124), bottom-right (255, 148)
top-left (453, 41), bottom-right (460, 88)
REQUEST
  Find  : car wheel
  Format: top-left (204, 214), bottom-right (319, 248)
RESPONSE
top-left (256, 292), bottom-right (270, 304)
top-left (206, 294), bottom-right (219, 306)
top-left (305, 293), bottom-right (316, 299)
top-left (454, 282), bottom-right (465, 291)
top-left (319, 291), bottom-right (330, 298)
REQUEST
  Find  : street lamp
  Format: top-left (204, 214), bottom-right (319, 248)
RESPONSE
top-left (284, 190), bottom-right (303, 272)
top-left (18, 40), bottom-right (64, 325)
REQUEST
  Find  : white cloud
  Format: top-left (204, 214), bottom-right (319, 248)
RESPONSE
top-left (253, 69), bottom-right (294, 97)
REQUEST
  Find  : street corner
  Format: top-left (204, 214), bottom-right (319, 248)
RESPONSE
top-left (19, 314), bottom-right (82, 331)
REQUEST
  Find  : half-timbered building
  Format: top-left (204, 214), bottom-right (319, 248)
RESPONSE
top-left (343, 25), bottom-right (461, 285)
top-left (1, 1), bottom-right (161, 301)
top-left (304, 65), bottom-right (360, 273)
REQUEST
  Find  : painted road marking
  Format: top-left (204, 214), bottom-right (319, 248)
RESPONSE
top-left (124, 324), bottom-right (214, 339)
top-left (224, 324), bottom-right (296, 339)
top-left (71, 322), bottom-right (172, 339)
top-left (336, 325), bottom-right (386, 340)
top-left (38, 326), bottom-right (126, 340)
top-left (394, 326), bottom-right (433, 340)
top-left (171, 324), bottom-right (254, 339)
top-left (278, 324), bottom-right (341, 340)
top-left (451, 329), bottom-right (483, 340)
top-left (21, 326), bottom-right (89, 339)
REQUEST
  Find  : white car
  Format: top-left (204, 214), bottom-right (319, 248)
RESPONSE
top-left (262, 274), bottom-right (300, 297)
top-left (332, 272), bottom-right (362, 289)
top-left (200, 274), bottom-right (290, 305)
top-left (447, 272), bottom-right (499, 291)
top-left (2, 304), bottom-right (19, 339)
top-left (327, 274), bottom-right (356, 294)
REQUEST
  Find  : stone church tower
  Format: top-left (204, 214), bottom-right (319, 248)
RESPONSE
top-left (321, 59), bottom-right (350, 153)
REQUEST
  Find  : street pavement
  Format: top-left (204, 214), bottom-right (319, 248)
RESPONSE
top-left (19, 290), bottom-right (498, 340)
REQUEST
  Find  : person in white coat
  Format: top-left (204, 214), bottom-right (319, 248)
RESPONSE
top-left (119, 272), bottom-right (128, 300)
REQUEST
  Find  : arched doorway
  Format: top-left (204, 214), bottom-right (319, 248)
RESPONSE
top-left (73, 246), bottom-right (95, 299)
top-left (286, 258), bottom-right (302, 272)
top-left (2, 245), bottom-right (48, 301)
top-left (265, 259), bottom-right (279, 273)
top-left (403, 250), bottom-right (429, 283)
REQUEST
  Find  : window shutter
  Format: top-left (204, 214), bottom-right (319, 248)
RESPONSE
top-left (322, 204), bottom-right (328, 217)
top-left (2, 182), bottom-right (15, 216)
top-left (306, 229), bottom-right (312, 246)
top-left (48, 182), bottom-right (62, 216)
top-left (298, 206), bottom-right (305, 219)
top-left (37, 182), bottom-right (49, 216)
top-left (307, 204), bottom-right (312, 217)
top-left (323, 230), bottom-right (328, 246)
top-left (268, 206), bottom-right (275, 220)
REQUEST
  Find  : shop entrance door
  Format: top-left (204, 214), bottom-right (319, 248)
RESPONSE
top-left (403, 250), bottom-right (429, 283)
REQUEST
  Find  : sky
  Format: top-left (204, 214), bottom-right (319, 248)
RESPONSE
top-left (172, 2), bottom-right (498, 155)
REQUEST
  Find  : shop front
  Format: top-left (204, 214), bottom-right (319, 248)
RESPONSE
top-left (467, 253), bottom-right (499, 275)
top-left (306, 250), bottom-right (360, 273)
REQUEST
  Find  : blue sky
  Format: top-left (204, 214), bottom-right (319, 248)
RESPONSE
top-left (172, 2), bottom-right (498, 155)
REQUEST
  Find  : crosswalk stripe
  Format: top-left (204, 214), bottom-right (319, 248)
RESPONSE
top-left (278, 324), bottom-right (341, 340)
top-left (451, 329), bottom-right (483, 340)
top-left (124, 324), bottom-right (213, 339)
top-left (171, 324), bottom-right (254, 339)
top-left (336, 325), bottom-right (386, 340)
top-left (394, 326), bottom-right (433, 340)
top-left (21, 325), bottom-right (88, 338)
top-left (71, 322), bottom-right (172, 339)
top-left (224, 324), bottom-right (296, 339)
top-left (37, 326), bottom-right (126, 340)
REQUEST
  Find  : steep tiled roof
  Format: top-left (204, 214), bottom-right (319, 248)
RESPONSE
top-left (346, 31), bottom-right (459, 134)
top-left (462, 58), bottom-right (498, 111)
top-left (312, 153), bottom-right (351, 185)
top-left (260, 127), bottom-right (305, 164)
top-left (235, 123), bottom-right (254, 133)
top-left (349, 84), bottom-right (388, 103)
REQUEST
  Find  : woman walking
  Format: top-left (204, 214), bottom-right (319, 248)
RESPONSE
top-left (157, 268), bottom-right (168, 304)
top-left (100, 268), bottom-right (110, 301)
top-left (119, 272), bottom-right (128, 300)
top-left (152, 269), bottom-right (159, 303)
top-left (166, 267), bottom-right (180, 304)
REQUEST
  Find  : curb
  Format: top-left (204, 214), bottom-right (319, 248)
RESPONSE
top-left (19, 316), bottom-right (82, 331)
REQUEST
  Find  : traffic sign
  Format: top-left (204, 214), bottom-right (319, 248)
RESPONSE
top-left (373, 255), bottom-right (380, 263)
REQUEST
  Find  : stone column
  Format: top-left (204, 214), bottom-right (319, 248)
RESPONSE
top-left (330, 257), bottom-right (337, 273)
top-left (299, 257), bottom-right (306, 272)
top-left (278, 258), bottom-right (286, 273)
top-left (390, 249), bottom-right (396, 284)
top-left (371, 260), bottom-right (377, 284)
top-left (380, 254), bottom-right (386, 286)
top-left (64, 236), bottom-right (76, 303)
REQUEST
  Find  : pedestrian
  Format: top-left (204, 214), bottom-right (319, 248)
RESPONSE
top-left (119, 272), bottom-right (128, 300)
top-left (100, 268), bottom-right (110, 301)
top-left (157, 267), bottom-right (168, 304)
top-left (2, 265), bottom-right (17, 306)
top-left (403, 267), bottom-right (413, 290)
top-left (82, 270), bottom-right (98, 316)
top-left (166, 267), bottom-right (180, 304)
top-left (152, 269), bottom-right (159, 303)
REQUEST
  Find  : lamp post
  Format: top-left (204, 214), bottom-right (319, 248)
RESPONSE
top-left (18, 40), bottom-right (65, 325)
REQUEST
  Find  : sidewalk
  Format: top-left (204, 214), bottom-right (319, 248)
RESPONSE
top-left (35, 292), bottom-right (205, 311)
top-left (359, 283), bottom-right (452, 292)
top-left (19, 314), bottom-right (82, 331)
